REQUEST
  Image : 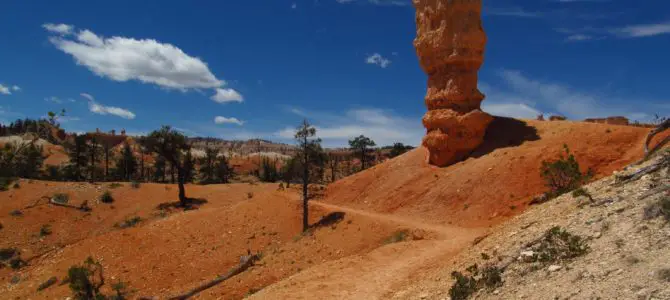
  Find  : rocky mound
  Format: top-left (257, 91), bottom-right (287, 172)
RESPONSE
top-left (324, 119), bottom-right (660, 227)
top-left (388, 149), bottom-right (670, 300)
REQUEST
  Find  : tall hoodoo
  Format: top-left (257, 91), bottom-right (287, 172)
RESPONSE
top-left (413, 0), bottom-right (493, 167)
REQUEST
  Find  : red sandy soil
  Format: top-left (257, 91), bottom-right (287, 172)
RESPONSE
top-left (0, 119), bottom-right (666, 299)
top-left (324, 119), bottom-right (667, 228)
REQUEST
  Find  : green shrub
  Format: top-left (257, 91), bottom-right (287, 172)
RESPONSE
top-left (53, 193), bottom-right (69, 204)
top-left (480, 265), bottom-right (503, 289)
top-left (644, 196), bottom-right (670, 221)
top-left (9, 210), bottom-right (23, 217)
top-left (13, 182), bottom-right (20, 189)
top-left (37, 276), bottom-right (58, 291)
top-left (658, 268), bottom-right (670, 282)
top-left (540, 145), bottom-right (593, 198)
top-left (0, 177), bottom-right (16, 191)
top-left (0, 248), bottom-right (18, 261)
top-left (40, 224), bottom-right (52, 237)
top-left (100, 191), bottom-right (114, 204)
top-left (110, 280), bottom-right (131, 300)
top-left (1, 248), bottom-right (26, 270)
top-left (384, 230), bottom-right (409, 244)
top-left (68, 257), bottom-right (105, 299)
top-left (115, 216), bottom-right (142, 229)
top-left (532, 226), bottom-right (589, 264)
top-left (571, 187), bottom-right (593, 201)
top-left (108, 183), bottom-right (123, 189)
top-left (130, 181), bottom-right (141, 189)
top-left (449, 271), bottom-right (478, 300)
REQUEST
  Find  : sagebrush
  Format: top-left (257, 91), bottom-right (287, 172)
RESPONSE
top-left (540, 144), bottom-right (592, 198)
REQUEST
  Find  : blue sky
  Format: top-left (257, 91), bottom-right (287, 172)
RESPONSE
top-left (1, 0), bottom-right (669, 147)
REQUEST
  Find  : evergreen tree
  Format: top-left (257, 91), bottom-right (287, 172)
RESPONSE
top-left (143, 126), bottom-right (192, 206)
top-left (260, 157), bottom-right (279, 182)
top-left (64, 134), bottom-right (89, 181)
top-left (198, 148), bottom-right (219, 184)
top-left (294, 119), bottom-right (321, 232)
top-left (183, 150), bottom-right (195, 183)
top-left (153, 156), bottom-right (166, 182)
top-left (115, 142), bottom-right (137, 181)
top-left (214, 155), bottom-right (233, 183)
top-left (86, 136), bottom-right (101, 181)
top-left (348, 135), bottom-right (376, 170)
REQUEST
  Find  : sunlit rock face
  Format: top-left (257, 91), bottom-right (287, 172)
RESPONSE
top-left (413, 0), bottom-right (492, 167)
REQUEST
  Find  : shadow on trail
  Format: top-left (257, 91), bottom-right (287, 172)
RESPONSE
top-left (156, 197), bottom-right (208, 211)
top-left (309, 211), bottom-right (346, 230)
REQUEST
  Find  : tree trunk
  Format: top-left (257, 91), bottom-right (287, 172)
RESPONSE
top-left (140, 150), bottom-right (145, 182)
top-left (171, 163), bottom-right (176, 184)
top-left (104, 147), bottom-right (109, 180)
top-left (302, 136), bottom-right (309, 232)
top-left (177, 167), bottom-right (187, 206)
top-left (360, 148), bottom-right (365, 170)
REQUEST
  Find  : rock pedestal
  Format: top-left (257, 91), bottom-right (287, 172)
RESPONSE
top-left (413, 0), bottom-right (492, 167)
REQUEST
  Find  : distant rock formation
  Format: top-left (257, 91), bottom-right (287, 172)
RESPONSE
top-left (584, 116), bottom-right (629, 126)
top-left (413, 0), bottom-right (492, 167)
top-left (549, 115), bottom-right (567, 121)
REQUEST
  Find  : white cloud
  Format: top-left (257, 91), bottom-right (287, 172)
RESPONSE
top-left (11, 85), bottom-right (20, 91)
top-left (214, 116), bottom-right (244, 126)
top-left (81, 93), bottom-right (136, 119)
top-left (45, 96), bottom-right (63, 104)
top-left (612, 22), bottom-right (670, 38)
top-left (45, 24), bottom-right (241, 102)
top-left (565, 34), bottom-right (594, 41)
top-left (276, 108), bottom-right (422, 147)
top-left (291, 3), bottom-right (297, 9)
top-left (80, 93), bottom-right (94, 101)
top-left (480, 70), bottom-right (665, 121)
top-left (211, 88), bottom-right (243, 103)
top-left (365, 53), bottom-right (391, 68)
top-left (0, 84), bottom-right (10, 95)
top-left (42, 23), bottom-right (74, 35)
top-left (482, 103), bottom-right (542, 119)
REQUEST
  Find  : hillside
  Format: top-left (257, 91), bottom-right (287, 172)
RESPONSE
top-left (325, 118), bottom-right (657, 227)
top-left (0, 119), bottom-right (667, 299)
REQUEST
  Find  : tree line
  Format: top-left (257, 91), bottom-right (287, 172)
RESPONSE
top-left (1, 116), bottom-right (414, 210)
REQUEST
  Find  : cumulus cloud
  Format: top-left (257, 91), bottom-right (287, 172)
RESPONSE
top-left (0, 84), bottom-right (10, 95)
top-left (81, 93), bottom-right (136, 119)
top-left (42, 23), bottom-right (74, 35)
top-left (211, 88), bottom-right (243, 103)
top-left (365, 53), bottom-right (391, 68)
top-left (12, 86), bottom-right (20, 91)
top-left (277, 108), bottom-right (422, 147)
top-left (45, 23), bottom-right (243, 103)
top-left (214, 116), bottom-right (244, 126)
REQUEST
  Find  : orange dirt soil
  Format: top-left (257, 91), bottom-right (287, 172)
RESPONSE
top-left (0, 119), bottom-right (667, 299)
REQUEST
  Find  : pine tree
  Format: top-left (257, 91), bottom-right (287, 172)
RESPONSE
top-left (215, 155), bottom-right (233, 183)
top-left (294, 119), bottom-right (321, 232)
top-left (115, 142), bottom-right (137, 181)
top-left (198, 148), bottom-right (219, 184)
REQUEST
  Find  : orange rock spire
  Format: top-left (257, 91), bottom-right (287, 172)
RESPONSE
top-left (413, 0), bottom-right (493, 166)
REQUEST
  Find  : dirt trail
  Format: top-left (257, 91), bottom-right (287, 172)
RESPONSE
top-left (250, 196), bottom-right (485, 300)
top-left (311, 200), bottom-right (479, 239)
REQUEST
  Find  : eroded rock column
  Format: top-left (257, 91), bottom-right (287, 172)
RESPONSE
top-left (414, 0), bottom-right (493, 167)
